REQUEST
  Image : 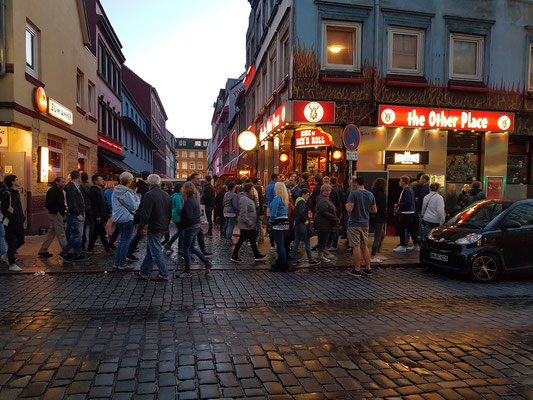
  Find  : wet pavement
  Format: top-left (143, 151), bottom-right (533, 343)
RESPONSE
top-left (0, 259), bottom-right (532, 399)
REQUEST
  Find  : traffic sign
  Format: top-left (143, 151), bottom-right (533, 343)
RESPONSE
top-left (346, 150), bottom-right (358, 161)
top-left (343, 124), bottom-right (360, 151)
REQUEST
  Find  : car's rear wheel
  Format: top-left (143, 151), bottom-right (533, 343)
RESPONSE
top-left (469, 253), bottom-right (501, 283)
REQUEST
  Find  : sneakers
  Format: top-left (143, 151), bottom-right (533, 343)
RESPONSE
top-left (320, 257), bottom-right (331, 263)
top-left (408, 245), bottom-right (420, 252)
top-left (348, 269), bottom-right (362, 277)
top-left (118, 265), bottom-right (134, 271)
top-left (254, 254), bottom-right (267, 261)
top-left (363, 268), bottom-right (373, 276)
top-left (38, 252), bottom-right (53, 258)
top-left (127, 254), bottom-right (139, 261)
top-left (72, 255), bottom-right (90, 262)
top-left (0, 253), bottom-right (8, 264)
top-left (377, 255), bottom-right (388, 261)
top-left (308, 259), bottom-right (321, 266)
top-left (9, 264), bottom-right (22, 272)
top-left (394, 246), bottom-right (407, 253)
top-left (291, 259), bottom-right (302, 265)
top-left (60, 253), bottom-right (75, 262)
top-left (134, 271), bottom-right (149, 279)
top-left (151, 275), bottom-right (169, 282)
top-left (203, 251), bottom-right (213, 257)
top-left (231, 256), bottom-right (243, 263)
top-left (346, 246), bottom-right (353, 252)
top-left (205, 261), bottom-right (212, 276)
top-left (370, 256), bottom-right (382, 263)
top-left (179, 272), bottom-right (192, 278)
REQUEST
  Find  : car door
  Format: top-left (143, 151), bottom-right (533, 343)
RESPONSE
top-left (500, 204), bottom-right (533, 269)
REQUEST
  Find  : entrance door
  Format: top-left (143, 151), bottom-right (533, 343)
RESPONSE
top-left (0, 152), bottom-right (27, 226)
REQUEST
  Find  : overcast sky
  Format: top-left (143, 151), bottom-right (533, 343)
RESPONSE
top-left (100, 0), bottom-right (250, 139)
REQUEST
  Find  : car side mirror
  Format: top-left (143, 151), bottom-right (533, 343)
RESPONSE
top-left (501, 219), bottom-right (521, 230)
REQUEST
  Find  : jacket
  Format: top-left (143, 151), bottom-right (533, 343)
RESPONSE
top-left (314, 194), bottom-right (339, 232)
top-left (294, 197), bottom-right (309, 225)
top-left (330, 186), bottom-right (343, 217)
top-left (136, 180), bottom-right (149, 197)
top-left (201, 184), bottom-right (216, 208)
top-left (290, 185), bottom-right (300, 203)
top-left (421, 192), bottom-right (446, 225)
top-left (180, 195), bottom-right (201, 229)
top-left (215, 189), bottom-right (226, 217)
top-left (268, 196), bottom-right (288, 224)
top-left (398, 186), bottom-right (415, 213)
top-left (89, 186), bottom-right (109, 219)
top-left (65, 181), bottom-right (85, 217)
top-left (265, 182), bottom-right (276, 208)
top-left (139, 187), bottom-right (171, 234)
top-left (416, 184), bottom-right (430, 212)
top-left (1, 188), bottom-right (25, 225)
top-left (45, 185), bottom-right (66, 215)
top-left (457, 191), bottom-right (469, 209)
top-left (467, 188), bottom-right (486, 205)
top-left (112, 184), bottom-right (140, 224)
top-left (372, 191), bottom-right (387, 223)
top-left (171, 192), bottom-right (184, 223)
top-left (223, 190), bottom-right (239, 217)
top-left (237, 193), bottom-right (257, 230)
top-left (79, 181), bottom-right (93, 214)
top-left (310, 184), bottom-right (322, 213)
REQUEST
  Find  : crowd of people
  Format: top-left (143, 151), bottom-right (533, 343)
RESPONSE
top-left (0, 167), bottom-right (487, 278)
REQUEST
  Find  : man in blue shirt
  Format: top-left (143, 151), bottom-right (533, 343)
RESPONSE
top-left (394, 175), bottom-right (419, 252)
top-left (345, 177), bottom-right (377, 278)
top-left (265, 173), bottom-right (280, 250)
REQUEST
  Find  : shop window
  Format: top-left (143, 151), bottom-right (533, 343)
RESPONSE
top-left (76, 70), bottom-right (83, 107)
top-left (78, 147), bottom-right (88, 173)
top-left (48, 139), bottom-right (63, 181)
top-left (446, 133), bottom-right (481, 182)
top-left (449, 33), bottom-right (484, 81)
top-left (529, 44), bottom-right (533, 91)
top-left (387, 26), bottom-right (424, 76)
top-left (190, 161), bottom-right (195, 169)
top-left (88, 82), bottom-right (95, 115)
top-left (507, 137), bottom-right (531, 184)
top-left (26, 23), bottom-right (39, 78)
top-left (322, 20), bottom-right (361, 71)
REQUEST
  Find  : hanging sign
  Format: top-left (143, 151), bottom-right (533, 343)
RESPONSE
top-left (379, 105), bottom-right (514, 132)
top-left (293, 101), bottom-right (335, 124)
top-left (295, 128), bottom-right (332, 148)
top-left (259, 103), bottom-right (286, 138)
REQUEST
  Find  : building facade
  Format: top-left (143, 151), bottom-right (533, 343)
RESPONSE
top-left (0, 0), bottom-right (98, 233)
top-left (176, 138), bottom-right (209, 179)
top-left (165, 129), bottom-right (176, 178)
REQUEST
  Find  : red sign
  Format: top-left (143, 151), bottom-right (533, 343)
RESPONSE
top-left (259, 103), bottom-right (286, 138)
top-left (34, 87), bottom-right (47, 113)
top-left (99, 135), bottom-right (123, 154)
top-left (378, 105), bottom-right (514, 132)
top-left (293, 101), bottom-right (335, 124)
top-left (243, 64), bottom-right (256, 92)
top-left (295, 128), bottom-right (332, 148)
top-left (486, 176), bottom-right (505, 199)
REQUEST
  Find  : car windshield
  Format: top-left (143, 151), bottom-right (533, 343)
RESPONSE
top-left (446, 201), bottom-right (511, 229)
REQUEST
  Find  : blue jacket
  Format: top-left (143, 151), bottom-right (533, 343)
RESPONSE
top-left (467, 188), bottom-right (486, 205)
top-left (268, 195), bottom-right (288, 224)
top-left (265, 182), bottom-right (276, 209)
top-left (112, 185), bottom-right (140, 224)
top-left (171, 192), bottom-right (184, 223)
top-left (398, 186), bottom-right (415, 213)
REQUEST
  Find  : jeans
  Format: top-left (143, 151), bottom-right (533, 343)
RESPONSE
top-left (108, 226), bottom-right (119, 246)
top-left (270, 229), bottom-right (287, 264)
top-left (128, 228), bottom-right (144, 256)
top-left (232, 229), bottom-right (261, 259)
top-left (225, 216), bottom-right (237, 242)
top-left (114, 221), bottom-right (134, 267)
top-left (140, 232), bottom-right (168, 277)
top-left (61, 215), bottom-right (84, 257)
top-left (218, 215), bottom-right (225, 237)
top-left (39, 213), bottom-right (67, 252)
top-left (166, 222), bottom-right (183, 250)
top-left (371, 222), bottom-right (386, 256)
top-left (399, 213), bottom-right (419, 247)
top-left (0, 223), bottom-right (6, 255)
top-left (256, 215), bottom-right (264, 240)
top-left (88, 216), bottom-right (110, 250)
top-left (317, 231), bottom-right (334, 253)
top-left (183, 225), bottom-right (208, 272)
top-left (5, 222), bottom-right (24, 265)
top-left (81, 216), bottom-right (95, 249)
top-left (205, 206), bottom-right (214, 234)
top-left (292, 223), bottom-right (313, 262)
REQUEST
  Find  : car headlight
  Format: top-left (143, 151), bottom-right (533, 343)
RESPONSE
top-left (455, 233), bottom-right (482, 245)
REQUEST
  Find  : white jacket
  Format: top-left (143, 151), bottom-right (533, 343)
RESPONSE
top-left (421, 192), bottom-right (445, 225)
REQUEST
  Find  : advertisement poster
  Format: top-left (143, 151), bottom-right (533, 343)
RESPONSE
top-left (486, 176), bottom-right (505, 199)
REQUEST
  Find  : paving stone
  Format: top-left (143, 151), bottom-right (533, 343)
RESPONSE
top-left (43, 388), bottom-right (66, 400)
top-left (89, 386), bottom-right (113, 398)
top-left (199, 384), bottom-right (220, 399)
top-left (9, 375), bottom-right (31, 388)
top-left (22, 383), bottom-right (48, 397)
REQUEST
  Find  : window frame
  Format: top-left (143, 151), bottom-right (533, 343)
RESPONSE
top-left (387, 26), bottom-right (425, 76)
top-left (321, 20), bottom-right (362, 72)
top-left (88, 81), bottom-right (95, 116)
top-left (449, 33), bottom-right (484, 82)
top-left (190, 161), bottom-right (195, 170)
top-left (528, 43), bottom-right (533, 92)
top-left (26, 23), bottom-right (39, 78)
top-left (76, 71), bottom-right (83, 108)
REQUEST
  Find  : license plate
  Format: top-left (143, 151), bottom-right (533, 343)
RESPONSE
top-left (430, 252), bottom-right (448, 262)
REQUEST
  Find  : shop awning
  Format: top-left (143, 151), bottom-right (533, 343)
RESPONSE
top-left (99, 152), bottom-right (134, 173)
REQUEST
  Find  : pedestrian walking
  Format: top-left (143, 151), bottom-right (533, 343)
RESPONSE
top-left (420, 182), bottom-right (446, 242)
top-left (223, 182), bottom-right (239, 245)
top-left (231, 183), bottom-right (266, 262)
top-left (79, 172), bottom-right (93, 250)
top-left (370, 178), bottom-right (387, 263)
top-left (467, 180), bottom-right (486, 205)
top-left (252, 178), bottom-right (265, 243)
top-left (179, 182), bottom-right (212, 278)
top-left (345, 177), bottom-right (377, 277)
top-left (215, 185), bottom-right (227, 237)
top-left (190, 173), bottom-right (211, 256)
top-left (1, 175), bottom-right (25, 271)
top-left (291, 188), bottom-right (320, 265)
top-left (265, 174), bottom-right (281, 251)
top-left (164, 183), bottom-right (184, 252)
top-left (111, 172), bottom-right (140, 270)
top-left (202, 175), bottom-right (216, 236)
top-left (314, 184), bottom-right (339, 263)
top-left (0, 171), bottom-right (8, 265)
top-left (60, 171), bottom-right (89, 262)
top-left (309, 173), bottom-right (323, 214)
top-left (38, 176), bottom-right (67, 258)
top-left (269, 181), bottom-right (290, 271)
top-left (126, 171), bottom-right (150, 261)
top-left (394, 175), bottom-right (419, 253)
top-left (87, 174), bottom-right (112, 253)
top-left (136, 174), bottom-right (171, 281)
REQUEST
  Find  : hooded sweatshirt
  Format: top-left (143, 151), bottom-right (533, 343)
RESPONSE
top-left (467, 188), bottom-right (486, 205)
top-left (112, 184), bottom-right (140, 224)
top-left (171, 192), bottom-right (184, 223)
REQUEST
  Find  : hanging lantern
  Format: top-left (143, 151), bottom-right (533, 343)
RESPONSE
top-left (238, 130), bottom-right (257, 151)
top-left (332, 150), bottom-right (343, 160)
top-left (279, 153), bottom-right (288, 162)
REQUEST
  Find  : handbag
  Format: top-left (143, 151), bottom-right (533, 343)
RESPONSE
top-left (306, 223), bottom-right (316, 237)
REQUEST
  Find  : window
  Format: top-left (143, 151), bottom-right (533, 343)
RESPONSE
top-left (505, 204), bottom-right (533, 226)
top-left (449, 33), bottom-right (484, 81)
top-left (48, 138), bottom-right (63, 181)
top-left (282, 34), bottom-right (290, 78)
top-left (446, 132), bottom-right (481, 182)
top-left (231, 130), bottom-right (237, 153)
top-left (78, 146), bottom-right (88, 173)
top-left (322, 21), bottom-right (361, 71)
top-left (190, 162), bottom-right (195, 169)
top-left (189, 151), bottom-right (195, 158)
top-left (88, 82), bottom-right (95, 115)
top-left (26, 23), bottom-right (39, 77)
top-left (269, 49), bottom-right (277, 94)
top-left (182, 150), bottom-right (187, 158)
top-left (507, 137), bottom-right (531, 184)
top-left (198, 162), bottom-right (203, 170)
top-left (529, 44), bottom-right (533, 91)
top-left (182, 161), bottom-right (187, 169)
top-left (76, 71), bottom-right (83, 107)
top-left (388, 26), bottom-right (424, 76)
top-left (195, 140), bottom-right (201, 146)
top-left (203, 141), bottom-right (208, 147)
top-left (198, 152), bottom-right (203, 159)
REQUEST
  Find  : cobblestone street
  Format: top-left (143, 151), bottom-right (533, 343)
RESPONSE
top-left (0, 265), bottom-right (532, 399)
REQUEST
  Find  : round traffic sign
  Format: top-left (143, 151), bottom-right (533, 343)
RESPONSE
top-left (343, 124), bottom-right (360, 151)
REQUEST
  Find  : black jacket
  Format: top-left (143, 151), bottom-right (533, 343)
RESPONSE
top-left (202, 184), bottom-right (216, 208)
top-left (79, 182), bottom-right (93, 214)
top-left (215, 189), bottom-right (226, 218)
top-left (330, 186), bottom-right (343, 217)
top-left (64, 182), bottom-right (85, 216)
top-left (180, 195), bottom-right (201, 228)
top-left (372, 191), bottom-right (387, 223)
top-left (136, 180), bottom-right (149, 197)
top-left (89, 186), bottom-right (109, 219)
top-left (310, 184), bottom-right (322, 213)
top-left (45, 185), bottom-right (66, 215)
top-left (1, 188), bottom-right (25, 225)
top-left (139, 186), bottom-right (171, 233)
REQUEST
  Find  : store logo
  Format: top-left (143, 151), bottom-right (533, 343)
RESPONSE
top-left (395, 151), bottom-right (420, 165)
top-left (35, 87), bottom-right (48, 113)
top-left (497, 115), bottom-right (511, 131)
top-left (304, 102), bottom-right (324, 123)
top-left (381, 108), bottom-right (396, 125)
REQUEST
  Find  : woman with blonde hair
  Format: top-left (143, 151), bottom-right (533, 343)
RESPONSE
top-left (268, 181), bottom-right (290, 271)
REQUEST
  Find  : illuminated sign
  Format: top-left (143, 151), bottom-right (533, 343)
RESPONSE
top-left (259, 103), bottom-right (286, 138)
top-left (384, 151), bottom-right (429, 165)
top-left (295, 128), bottom-right (332, 148)
top-left (243, 64), bottom-right (256, 92)
top-left (293, 101), bottom-right (335, 124)
top-left (98, 135), bottom-right (123, 154)
top-left (237, 130), bottom-right (257, 151)
top-left (34, 87), bottom-right (48, 113)
top-left (48, 98), bottom-right (73, 125)
top-left (38, 146), bottom-right (49, 183)
top-left (378, 105), bottom-right (514, 132)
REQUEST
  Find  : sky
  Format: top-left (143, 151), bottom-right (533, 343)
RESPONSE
top-left (100, 0), bottom-right (250, 139)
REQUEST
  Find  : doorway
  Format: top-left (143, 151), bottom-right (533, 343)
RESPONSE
top-left (297, 147), bottom-right (330, 176)
top-left (386, 170), bottom-right (424, 236)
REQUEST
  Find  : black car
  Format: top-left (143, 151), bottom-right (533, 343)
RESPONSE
top-left (420, 199), bottom-right (533, 282)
